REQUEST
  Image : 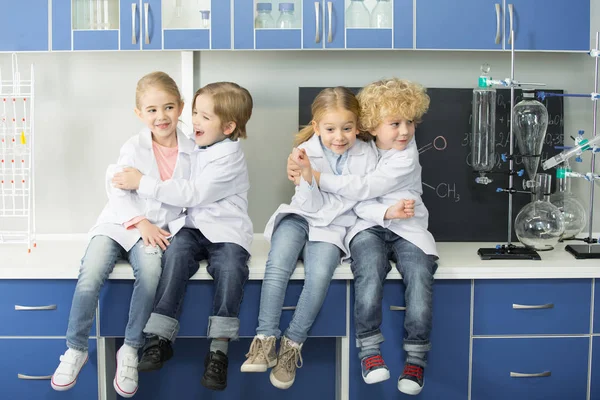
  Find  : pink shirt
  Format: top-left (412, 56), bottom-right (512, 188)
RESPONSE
top-left (123, 141), bottom-right (179, 229)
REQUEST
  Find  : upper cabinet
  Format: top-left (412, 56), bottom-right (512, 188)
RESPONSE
top-left (50, 0), bottom-right (231, 51)
top-left (2, 0), bottom-right (592, 52)
top-left (416, 0), bottom-right (590, 51)
top-left (234, 0), bottom-right (412, 50)
top-left (1, 1), bottom-right (49, 52)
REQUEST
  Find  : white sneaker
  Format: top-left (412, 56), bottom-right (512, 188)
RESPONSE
top-left (113, 348), bottom-right (139, 398)
top-left (51, 348), bottom-right (88, 391)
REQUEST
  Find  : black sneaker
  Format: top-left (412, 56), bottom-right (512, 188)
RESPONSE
top-left (201, 350), bottom-right (228, 391)
top-left (137, 336), bottom-right (173, 372)
top-left (397, 362), bottom-right (424, 395)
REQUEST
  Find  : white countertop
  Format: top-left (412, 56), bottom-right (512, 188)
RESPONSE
top-left (0, 234), bottom-right (599, 280)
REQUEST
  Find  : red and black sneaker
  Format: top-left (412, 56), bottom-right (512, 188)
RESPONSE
top-left (398, 362), bottom-right (424, 395)
top-left (360, 354), bottom-right (390, 384)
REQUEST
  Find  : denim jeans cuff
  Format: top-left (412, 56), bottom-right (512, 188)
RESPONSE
top-left (123, 339), bottom-right (145, 349)
top-left (403, 340), bottom-right (431, 353)
top-left (406, 351), bottom-right (428, 368)
top-left (66, 340), bottom-right (88, 353)
top-left (207, 316), bottom-right (240, 340)
top-left (143, 312), bottom-right (180, 342)
top-left (355, 331), bottom-right (385, 348)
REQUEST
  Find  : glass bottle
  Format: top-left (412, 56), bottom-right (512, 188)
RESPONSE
top-left (346, 0), bottom-right (370, 28)
top-left (370, 0), bottom-right (392, 28)
top-left (514, 89), bottom-right (549, 185)
top-left (515, 173), bottom-right (565, 251)
top-left (277, 3), bottom-right (296, 29)
top-left (471, 64), bottom-right (496, 185)
top-left (200, 10), bottom-right (210, 29)
top-left (255, 3), bottom-right (275, 28)
top-left (550, 163), bottom-right (587, 239)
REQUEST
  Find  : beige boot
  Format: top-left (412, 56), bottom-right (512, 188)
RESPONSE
top-left (240, 335), bottom-right (277, 372)
top-left (269, 337), bottom-right (303, 389)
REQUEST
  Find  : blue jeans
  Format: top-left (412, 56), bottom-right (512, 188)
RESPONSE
top-left (257, 214), bottom-right (341, 344)
top-left (350, 226), bottom-right (438, 367)
top-left (143, 228), bottom-right (249, 342)
top-left (66, 235), bottom-right (163, 351)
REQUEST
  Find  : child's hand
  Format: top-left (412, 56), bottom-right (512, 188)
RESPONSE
top-left (112, 167), bottom-right (143, 190)
top-left (135, 219), bottom-right (170, 250)
top-left (384, 199), bottom-right (415, 220)
top-left (287, 152), bottom-right (302, 185)
top-left (291, 148), bottom-right (314, 185)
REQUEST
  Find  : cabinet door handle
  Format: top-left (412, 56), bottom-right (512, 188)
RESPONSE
top-left (14, 304), bottom-right (57, 311)
top-left (510, 371), bottom-right (551, 378)
top-left (282, 306), bottom-right (296, 311)
top-left (327, 2), bottom-right (333, 43)
top-left (508, 3), bottom-right (514, 45)
top-left (390, 306), bottom-right (406, 311)
top-left (494, 3), bottom-right (501, 44)
top-left (131, 3), bottom-right (137, 45)
top-left (18, 374), bottom-right (53, 380)
top-left (314, 2), bottom-right (321, 43)
top-left (144, 3), bottom-right (150, 45)
top-left (512, 303), bottom-right (554, 310)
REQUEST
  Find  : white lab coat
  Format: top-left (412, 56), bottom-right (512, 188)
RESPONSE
top-left (137, 139), bottom-right (253, 254)
top-left (264, 135), bottom-right (388, 258)
top-left (320, 138), bottom-right (438, 257)
top-left (89, 127), bottom-right (196, 251)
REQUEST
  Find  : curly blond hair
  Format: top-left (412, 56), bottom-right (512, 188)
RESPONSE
top-left (357, 78), bottom-right (430, 133)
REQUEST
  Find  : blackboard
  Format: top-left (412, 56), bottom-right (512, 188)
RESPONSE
top-left (298, 87), bottom-right (564, 242)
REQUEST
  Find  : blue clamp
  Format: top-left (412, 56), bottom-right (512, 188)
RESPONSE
top-left (579, 130), bottom-right (585, 136)
top-left (537, 92), bottom-right (547, 101)
top-left (517, 169), bottom-right (524, 177)
top-left (501, 153), bottom-right (508, 162)
top-left (496, 244), bottom-right (502, 249)
top-left (576, 156), bottom-right (583, 163)
top-left (496, 188), bottom-right (504, 193)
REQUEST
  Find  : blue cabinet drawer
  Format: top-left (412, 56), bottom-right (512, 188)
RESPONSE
top-left (100, 279), bottom-right (346, 338)
top-left (472, 337), bottom-right (589, 400)
top-left (474, 279), bottom-right (591, 335)
top-left (0, 280), bottom-right (95, 337)
top-left (349, 280), bottom-right (471, 400)
top-left (592, 280), bottom-right (600, 333)
top-left (132, 337), bottom-right (336, 399)
top-left (0, 338), bottom-right (98, 399)
top-left (590, 337), bottom-right (600, 399)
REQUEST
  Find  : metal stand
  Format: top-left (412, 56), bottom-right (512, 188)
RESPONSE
top-left (477, 29), bottom-right (541, 260)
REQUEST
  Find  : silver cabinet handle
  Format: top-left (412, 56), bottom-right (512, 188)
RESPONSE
top-left (314, 2), bottom-right (321, 43)
top-left (144, 3), bottom-right (150, 45)
top-left (131, 3), bottom-right (137, 45)
top-left (15, 304), bottom-right (57, 311)
top-left (508, 3), bottom-right (514, 45)
top-left (494, 3), bottom-right (501, 44)
top-left (512, 303), bottom-right (554, 310)
top-left (18, 374), bottom-right (53, 380)
top-left (510, 371), bottom-right (551, 378)
top-left (282, 306), bottom-right (296, 311)
top-left (390, 306), bottom-right (406, 311)
top-left (327, 2), bottom-right (333, 43)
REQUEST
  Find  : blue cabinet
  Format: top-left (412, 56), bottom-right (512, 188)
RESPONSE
top-left (348, 280), bottom-right (470, 400)
top-left (474, 279), bottom-right (592, 335)
top-left (472, 337), bottom-right (589, 400)
top-left (416, 0), bottom-right (502, 50)
top-left (132, 337), bottom-right (336, 399)
top-left (0, 338), bottom-right (98, 399)
top-left (506, 0), bottom-right (590, 51)
top-left (119, 0), bottom-right (162, 51)
top-left (100, 279), bottom-right (346, 338)
top-left (346, 0), bottom-right (413, 49)
top-left (0, 280), bottom-right (95, 337)
top-left (590, 336), bottom-right (600, 399)
top-left (0, 1), bottom-right (49, 52)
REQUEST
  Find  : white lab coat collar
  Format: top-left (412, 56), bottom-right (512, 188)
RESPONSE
top-left (195, 139), bottom-right (242, 162)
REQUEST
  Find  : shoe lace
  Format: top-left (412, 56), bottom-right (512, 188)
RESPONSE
top-left (280, 343), bottom-right (303, 373)
top-left (363, 355), bottom-right (385, 371)
top-left (402, 364), bottom-right (423, 380)
top-left (246, 337), bottom-right (263, 360)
